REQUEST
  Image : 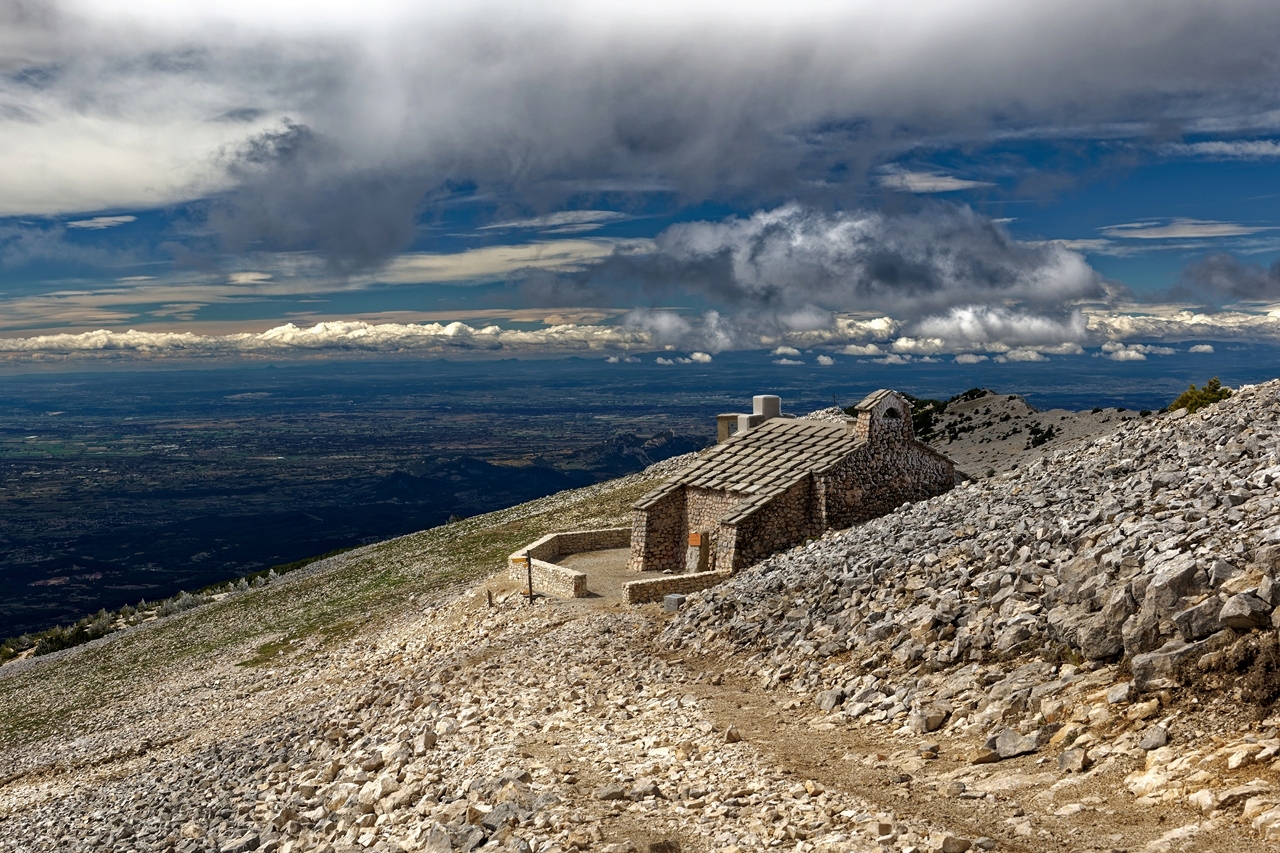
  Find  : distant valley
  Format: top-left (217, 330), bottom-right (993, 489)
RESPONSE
top-left (0, 351), bottom-right (1262, 636)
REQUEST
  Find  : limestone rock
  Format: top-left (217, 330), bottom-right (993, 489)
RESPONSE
top-left (629, 778), bottom-right (661, 800)
top-left (1221, 593), bottom-right (1271, 630)
top-left (969, 747), bottom-right (1000, 765)
top-left (1079, 591), bottom-right (1134, 659)
top-left (816, 688), bottom-right (845, 713)
top-left (594, 783), bottom-right (628, 801)
top-left (1131, 632), bottom-right (1228, 691)
top-left (219, 834), bottom-right (261, 853)
top-left (1173, 598), bottom-right (1224, 641)
top-left (994, 728), bottom-right (1039, 759)
top-left (1122, 606), bottom-right (1163, 657)
top-left (1139, 726), bottom-right (1169, 751)
top-left (1219, 780), bottom-right (1272, 810)
top-left (1145, 553), bottom-right (1205, 616)
top-left (1058, 748), bottom-right (1091, 772)
top-left (423, 824), bottom-right (453, 853)
top-left (1106, 681), bottom-right (1133, 704)
top-left (909, 705), bottom-right (949, 734)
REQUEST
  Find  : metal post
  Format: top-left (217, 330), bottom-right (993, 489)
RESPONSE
top-left (525, 551), bottom-right (533, 604)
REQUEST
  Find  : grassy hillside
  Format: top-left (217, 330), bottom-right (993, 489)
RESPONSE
top-left (0, 473), bottom-right (655, 750)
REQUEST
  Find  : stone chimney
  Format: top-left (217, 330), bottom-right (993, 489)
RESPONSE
top-left (716, 394), bottom-right (783, 442)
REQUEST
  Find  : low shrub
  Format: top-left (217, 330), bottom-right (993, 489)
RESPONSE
top-left (1168, 377), bottom-right (1232, 414)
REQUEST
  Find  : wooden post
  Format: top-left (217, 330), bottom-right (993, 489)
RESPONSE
top-left (525, 551), bottom-right (533, 604)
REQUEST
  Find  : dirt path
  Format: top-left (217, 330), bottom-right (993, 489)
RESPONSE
top-left (660, 640), bottom-right (1257, 853)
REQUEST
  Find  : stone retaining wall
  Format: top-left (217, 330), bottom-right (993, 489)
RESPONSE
top-left (623, 571), bottom-right (731, 604)
top-left (508, 528), bottom-right (629, 598)
top-left (507, 558), bottom-right (586, 598)
top-left (517, 528), bottom-right (630, 563)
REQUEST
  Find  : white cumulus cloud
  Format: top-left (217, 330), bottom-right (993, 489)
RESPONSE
top-left (910, 305), bottom-right (1089, 350)
top-left (1100, 341), bottom-right (1177, 361)
top-left (994, 349), bottom-right (1048, 363)
top-left (656, 204), bottom-right (1102, 320)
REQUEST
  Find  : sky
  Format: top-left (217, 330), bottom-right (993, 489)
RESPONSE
top-left (2, 0), bottom-right (1280, 366)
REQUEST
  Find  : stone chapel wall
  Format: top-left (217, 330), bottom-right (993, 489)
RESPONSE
top-left (684, 486), bottom-right (744, 570)
top-left (627, 483), bottom-right (686, 572)
top-left (730, 476), bottom-right (816, 571)
top-left (820, 437), bottom-right (955, 529)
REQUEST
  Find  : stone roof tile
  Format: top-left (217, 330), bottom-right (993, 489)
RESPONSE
top-left (671, 418), bottom-right (861, 501)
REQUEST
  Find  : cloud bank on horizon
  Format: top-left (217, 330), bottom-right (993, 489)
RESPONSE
top-left (4, 0), bottom-right (1280, 361)
top-left (4, 302), bottom-right (1280, 364)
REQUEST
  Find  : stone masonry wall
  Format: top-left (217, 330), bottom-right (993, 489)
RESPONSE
top-left (684, 487), bottom-right (745, 572)
top-left (623, 571), bottom-right (732, 604)
top-left (508, 528), bottom-right (629, 598)
top-left (853, 390), bottom-right (915, 443)
top-left (524, 525), bottom-right (629, 558)
top-left (627, 485), bottom-right (686, 572)
top-left (713, 521), bottom-right (739, 574)
top-left (730, 476), bottom-right (816, 571)
top-left (820, 436), bottom-right (954, 530)
top-left (507, 558), bottom-right (586, 598)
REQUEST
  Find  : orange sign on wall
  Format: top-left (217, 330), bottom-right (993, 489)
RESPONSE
top-left (688, 533), bottom-right (704, 547)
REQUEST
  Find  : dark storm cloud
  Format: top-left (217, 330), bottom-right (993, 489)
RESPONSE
top-left (7, 1), bottom-right (1280, 272)
top-left (1179, 252), bottom-right (1280, 302)
top-left (204, 121), bottom-right (428, 274)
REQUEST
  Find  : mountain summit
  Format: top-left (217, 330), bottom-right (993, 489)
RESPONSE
top-left (3, 384), bottom-right (1279, 851)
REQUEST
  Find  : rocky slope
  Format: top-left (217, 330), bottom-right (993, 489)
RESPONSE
top-left (921, 390), bottom-right (1147, 477)
top-left (2, 383), bottom-right (1280, 853)
top-left (804, 391), bottom-right (1140, 478)
top-left (665, 379), bottom-right (1280, 848)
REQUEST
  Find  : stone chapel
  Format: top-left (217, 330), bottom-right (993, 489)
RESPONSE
top-left (627, 389), bottom-right (956, 574)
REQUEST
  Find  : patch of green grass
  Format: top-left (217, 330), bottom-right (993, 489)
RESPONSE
top-left (238, 637), bottom-right (295, 668)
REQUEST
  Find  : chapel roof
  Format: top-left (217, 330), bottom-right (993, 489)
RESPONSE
top-left (672, 417), bottom-right (858, 499)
